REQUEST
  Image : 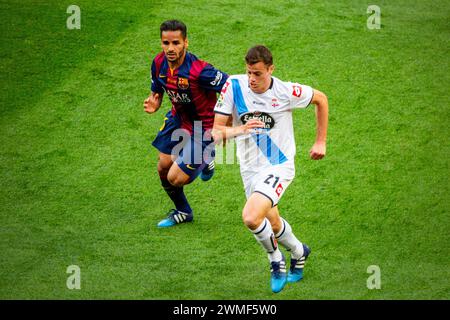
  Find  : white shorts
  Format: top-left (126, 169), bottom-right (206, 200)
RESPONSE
top-left (241, 165), bottom-right (294, 207)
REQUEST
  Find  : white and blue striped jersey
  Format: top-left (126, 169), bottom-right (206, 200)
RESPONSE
top-left (214, 75), bottom-right (313, 176)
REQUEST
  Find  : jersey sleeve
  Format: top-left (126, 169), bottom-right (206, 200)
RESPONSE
top-left (214, 78), bottom-right (234, 115)
top-left (288, 82), bottom-right (314, 109)
top-left (150, 59), bottom-right (164, 94)
top-left (198, 64), bottom-right (229, 92)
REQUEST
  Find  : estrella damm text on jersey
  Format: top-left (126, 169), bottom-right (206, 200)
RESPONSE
top-left (151, 51), bottom-right (228, 134)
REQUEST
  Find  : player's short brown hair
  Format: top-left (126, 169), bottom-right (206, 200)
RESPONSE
top-left (160, 20), bottom-right (187, 39)
top-left (245, 45), bottom-right (273, 66)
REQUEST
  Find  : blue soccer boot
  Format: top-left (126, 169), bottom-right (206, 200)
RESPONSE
top-left (157, 209), bottom-right (193, 228)
top-left (200, 160), bottom-right (215, 182)
top-left (270, 254), bottom-right (287, 293)
top-left (287, 244), bottom-right (311, 283)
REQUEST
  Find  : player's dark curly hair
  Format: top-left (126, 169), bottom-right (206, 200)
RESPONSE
top-left (245, 45), bottom-right (273, 66)
top-left (160, 20), bottom-right (187, 39)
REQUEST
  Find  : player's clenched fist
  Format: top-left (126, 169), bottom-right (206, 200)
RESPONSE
top-left (143, 93), bottom-right (162, 114)
top-left (242, 118), bottom-right (265, 134)
top-left (309, 141), bottom-right (326, 160)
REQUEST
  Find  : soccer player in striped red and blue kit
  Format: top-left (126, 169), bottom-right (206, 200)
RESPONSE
top-left (144, 20), bottom-right (228, 228)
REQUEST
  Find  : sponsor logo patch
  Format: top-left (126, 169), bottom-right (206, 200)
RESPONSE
top-left (221, 81), bottom-right (230, 93)
top-left (271, 98), bottom-right (279, 107)
top-left (166, 89), bottom-right (191, 103)
top-left (270, 233), bottom-right (278, 250)
top-left (292, 85), bottom-right (302, 97)
top-left (240, 111), bottom-right (275, 129)
top-left (167, 77), bottom-right (177, 86)
top-left (253, 101), bottom-right (265, 106)
top-left (210, 71), bottom-right (223, 86)
top-left (216, 95), bottom-right (224, 108)
top-left (275, 183), bottom-right (283, 197)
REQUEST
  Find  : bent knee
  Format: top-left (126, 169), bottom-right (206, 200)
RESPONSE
top-left (242, 207), bottom-right (263, 230)
top-left (157, 164), bottom-right (170, 178)
top-left (167, 171), bottom-right (190, 187)
top-left (157, 156), bottom-right (172, 177)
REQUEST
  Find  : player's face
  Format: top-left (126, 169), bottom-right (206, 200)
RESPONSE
top-left (161, 30), bottom-right (188, 65)
top-left (246, 62), bottom-right (274, 94)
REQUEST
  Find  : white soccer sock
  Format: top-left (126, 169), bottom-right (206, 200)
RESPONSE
top-left (250, 218), bottom-right (282, 262)
top-left (275, 218), bottom-right (304, 259)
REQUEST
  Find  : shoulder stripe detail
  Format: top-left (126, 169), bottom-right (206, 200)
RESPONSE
top-left (153, 52), bottom-right (166, 76)
top-left (190, 59), bottom-right (208, 79)
top-left (231, 79), bottom-right (249, 115)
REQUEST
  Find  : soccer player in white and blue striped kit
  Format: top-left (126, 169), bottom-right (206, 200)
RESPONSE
top-left (212, 45), bottom-right (329, 293)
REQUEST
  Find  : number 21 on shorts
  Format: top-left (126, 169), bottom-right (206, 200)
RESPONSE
top-left (264, 174), bottom-right (284, 196)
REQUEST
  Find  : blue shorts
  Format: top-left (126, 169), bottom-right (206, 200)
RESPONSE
top-left (152, 110), bottom-right (215, 181)
top-left (152, 110), bottom-right (181, 155)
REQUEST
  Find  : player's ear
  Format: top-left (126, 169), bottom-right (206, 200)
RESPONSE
top-left (268, 64), bottom-right (275, 74)
top-left (185, 38), bottom-right (189, 50)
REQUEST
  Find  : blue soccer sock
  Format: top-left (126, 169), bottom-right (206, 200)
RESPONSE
top-left (160, 177), bottom-right (192, 214)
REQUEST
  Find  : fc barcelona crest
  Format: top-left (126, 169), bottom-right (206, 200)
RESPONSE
top-left (178, 77), bottom-right (189, 90)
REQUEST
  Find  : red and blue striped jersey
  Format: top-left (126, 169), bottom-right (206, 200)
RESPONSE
top-left (151, 51), bottom-right (228, 133)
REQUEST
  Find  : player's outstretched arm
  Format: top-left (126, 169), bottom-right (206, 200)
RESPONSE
top-left (143, 92), bottom-right (163, 114)
top-left (212, 114), bottom-right (232, 145)
top-left (309, 89), bottom-right (328, 160)
top-left (212, 114), bottom-right (264, 144)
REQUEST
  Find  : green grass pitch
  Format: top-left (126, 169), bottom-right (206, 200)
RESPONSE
top-left (0, 0), bottom-right (449, 299)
